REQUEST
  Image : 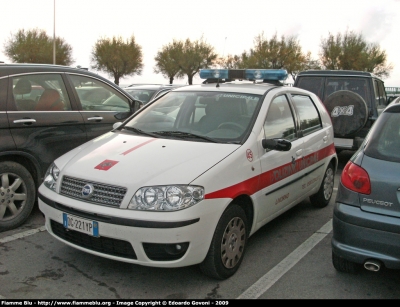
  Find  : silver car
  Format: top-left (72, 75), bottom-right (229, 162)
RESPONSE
top-left (124, 84), bottom-right (185, 104)
top-left (332, 100), bottom-right (400, 273)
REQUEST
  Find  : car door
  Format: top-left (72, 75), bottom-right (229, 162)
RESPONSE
top-left (289, 93), bottom-right (328, 193)
top-left (67, 74), bottom-right (134, 140)
top-left (255, 94), bottom-right (304, 226)
top-left (6, 73), bottom-right (87, 176)
top-left (0, 77), bottom-right (14, 153)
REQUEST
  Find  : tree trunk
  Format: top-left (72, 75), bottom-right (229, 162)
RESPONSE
top-left (114, 76), bottom-right (120, 86)
top-left (169, 77), bottom-right (174, 84)
top-left (188, 75), bottom-right (193, 85)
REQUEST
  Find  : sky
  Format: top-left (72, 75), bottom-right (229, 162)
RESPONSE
top-left (1, 0), bottom-right (400, 87)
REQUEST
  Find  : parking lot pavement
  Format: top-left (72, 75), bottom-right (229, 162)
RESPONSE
top-left (0, 202), bottom-right (44, 240)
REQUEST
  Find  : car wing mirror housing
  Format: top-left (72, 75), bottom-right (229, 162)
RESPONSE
top-left (130, 99), bottom-right (143, 112)
top-left (113, 122), bottom-right (123, 130)
top-left (262, 138), bottom-right (292, 151)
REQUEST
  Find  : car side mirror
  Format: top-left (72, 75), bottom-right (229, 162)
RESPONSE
top-left (113, 122), bottom-right (123, 130)
top-left (130, 99), bottom-right (143, 112)
top-left (262, 138), bottom-right (292, 151)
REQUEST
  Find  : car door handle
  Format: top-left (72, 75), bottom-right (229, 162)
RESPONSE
top-left (13, 119), bottom-right (37, 124)
top-left (323, 136), bottom-right (328, 143)
top-left (296, 149), bottom-right (302, 156)
top-left (87, 117), bottom-right (104, 121)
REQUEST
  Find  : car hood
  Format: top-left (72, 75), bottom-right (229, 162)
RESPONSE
top-left (56, 132), bottom-right (240, 187)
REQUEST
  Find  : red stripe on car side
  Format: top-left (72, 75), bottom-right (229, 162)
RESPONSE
top-left (205, 143), bottom-right (335, 199)
top-left (121, 139), bottom-right (157, 156)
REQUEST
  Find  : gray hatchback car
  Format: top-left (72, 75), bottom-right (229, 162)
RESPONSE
top-left (332, 100), bottom-right (400, 273)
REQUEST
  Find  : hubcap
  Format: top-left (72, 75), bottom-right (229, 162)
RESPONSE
top-left (221, 216), bottom-right (246, 269)
top-left (0, 173), bottom-right (27, 221)
top-left (323, 168), bottom-right (334, 200)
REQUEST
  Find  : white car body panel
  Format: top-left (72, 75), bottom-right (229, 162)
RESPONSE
top-left (38, 80), bottom-right (337, 271)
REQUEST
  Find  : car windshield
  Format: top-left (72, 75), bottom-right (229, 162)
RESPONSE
top-left (121, 91), bottom-right (262, 144)
top-left (125, 89), bottom-right (157, 103)
top-left (364, 111), bottom-right (400, 163)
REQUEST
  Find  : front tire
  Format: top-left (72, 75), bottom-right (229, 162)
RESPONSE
top-left (199, 204), bottom-right (248, 279)
top-left (310, 163), bottom-right (334, 208)
top-left (0, 161), bottom-right (36, 231)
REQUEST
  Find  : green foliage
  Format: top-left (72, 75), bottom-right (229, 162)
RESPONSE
top-left (319, 30), bottom-right (393, 78)
top-left (91, 35), bottom-right (143, 85)
top-left (215, 54), bottom-right (244, 69)
top-left (4, 28), bottom-right (392, 84)
top-left (3, 28), bottom-right (73, 65)
top-left (163, 37), bottom-right (217, 85)
top-left (218, 32), bottom-right (318, 81)
top-left (154, 41), bottom-right (184, 84)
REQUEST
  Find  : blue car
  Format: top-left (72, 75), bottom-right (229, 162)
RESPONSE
top-left (332, 100), bottom-right (400, 273)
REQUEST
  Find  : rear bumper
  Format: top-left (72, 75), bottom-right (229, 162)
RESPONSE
top-left (333, 137), bottom-right (364, 151)
top-left (332, 202), bottom-right (400, 269)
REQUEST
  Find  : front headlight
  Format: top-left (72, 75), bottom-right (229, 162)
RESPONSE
top-left (43, 163), bottom-right (60, 192)
top-left (128, 185), bottom-right (204, 211)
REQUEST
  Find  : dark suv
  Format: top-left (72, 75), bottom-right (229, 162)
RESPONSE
top-left (0, 63), bottom-right (141, 231)
top-left (294, 70), bottom-right (387, 151)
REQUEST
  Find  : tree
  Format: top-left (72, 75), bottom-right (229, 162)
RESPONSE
top-left (225, 32), bottom-right (318, 81)
top-left (154, 41), bottom-right (184, 84)
top-left (168, 37), bottom-right (218, 85)
top-left (215, 54), bottom-right (244, 69)
top-left (319, 30), bottom-right (393, 78)
top-left (286, 51), bottom-right (321, 81)
top-left (3, 28), bottom-right (73, 65)
top-left (91, 35), bottom-right (143, 85)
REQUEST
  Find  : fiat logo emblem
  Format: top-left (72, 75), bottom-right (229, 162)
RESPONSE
top-left (82, 184), bottom-right (94, 198)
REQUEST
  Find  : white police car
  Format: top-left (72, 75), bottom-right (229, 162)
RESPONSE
top-left (38, 69), bottom-right (337, 279)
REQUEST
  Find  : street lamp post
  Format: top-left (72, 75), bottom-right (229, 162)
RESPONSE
top-left (53, 0), bottom-right (56, 64)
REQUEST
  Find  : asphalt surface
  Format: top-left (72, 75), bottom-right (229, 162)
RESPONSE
top-left (1, 150), bottom-right (400, 300)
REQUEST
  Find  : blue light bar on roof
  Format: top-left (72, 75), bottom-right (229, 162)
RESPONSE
top-left (199, 69), bottom-right (288, 81)
top-left (199, 69), bottom-right (229, 79)
top-left (245, 69), bottom-right (288, 81)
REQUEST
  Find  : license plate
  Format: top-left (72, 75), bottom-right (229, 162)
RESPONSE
top-left (62, 213), bottom-right (99, 237)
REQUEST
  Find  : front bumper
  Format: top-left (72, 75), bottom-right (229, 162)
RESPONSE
top-left (38, 185), bottom-right (229, 268)
top-left (332, 202), bottom-right (400, 269)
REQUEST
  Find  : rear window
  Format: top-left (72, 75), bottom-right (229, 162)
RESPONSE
top-left (295, 76), bottom-right (370, 103)
top-left (295, 76), bottom-right (324, 100)
top-left (325, 77), bottom-right (369, 102)
top-left (364, 111), bottom-right (400, 163)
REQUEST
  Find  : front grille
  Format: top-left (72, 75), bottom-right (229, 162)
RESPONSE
top-left (60, 176), bottom-right (127, 207)
top-left (51, 220), bottom-right (137, 259)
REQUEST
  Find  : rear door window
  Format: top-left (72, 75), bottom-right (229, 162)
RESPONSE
top-left (12, 74), bottom-right (71, 111)
top-left (374, 80), bottom-right (387, 115)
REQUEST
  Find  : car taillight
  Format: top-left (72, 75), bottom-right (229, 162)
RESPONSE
top-left (341, 161), bottom-right (371, 194)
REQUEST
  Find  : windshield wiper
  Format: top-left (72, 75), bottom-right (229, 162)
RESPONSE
top-left (122, 126), bottom-right (158, 138)
top-left (153, 131), bottom-right (218, 143)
